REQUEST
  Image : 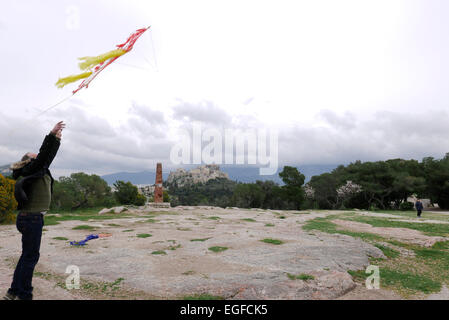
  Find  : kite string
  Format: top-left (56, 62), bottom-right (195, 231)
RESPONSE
top-left (148, 29), bottom-right (158, 71)
top-left (7, 93), bottom-right (74, 138)
top-left (32, 94), bottom-right (74, 119)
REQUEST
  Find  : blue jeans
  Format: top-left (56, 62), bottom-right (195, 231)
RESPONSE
top-left (8, 213), bottom-right (44, 300)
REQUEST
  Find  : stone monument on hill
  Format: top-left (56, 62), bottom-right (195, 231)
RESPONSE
top-left (144, 162), bottom-right (170, 208)
top-left (154, 162), bottom-right (163, 203)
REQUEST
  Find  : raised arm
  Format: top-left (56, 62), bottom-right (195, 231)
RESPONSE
top-left (20, 121), bottom-right (65, 176)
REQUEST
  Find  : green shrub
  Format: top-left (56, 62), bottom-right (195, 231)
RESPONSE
top-left (399, 201), bottom-right (414, 211)
top-left (0, 174), bottom-right (17, 224)
top-left (163, 191), bottom-right (170, 202)
top-left (134, 193), bottom-right (146, 206)
top-left (114, 180), bottom-right (146, 206)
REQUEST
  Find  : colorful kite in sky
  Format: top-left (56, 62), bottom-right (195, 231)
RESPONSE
top-left (56, 26), bottom-right (150, 94)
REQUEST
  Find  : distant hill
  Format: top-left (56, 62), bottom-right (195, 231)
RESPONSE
top-left (100, 164), bottom-right (338, 186)
top-left (0, 164), bottom-right (12, 177)
top-left (101, 171), bottom-right (170, 186)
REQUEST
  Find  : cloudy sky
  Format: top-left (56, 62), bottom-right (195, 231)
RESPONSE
top-left (1, 0), bottom-right (449, 178)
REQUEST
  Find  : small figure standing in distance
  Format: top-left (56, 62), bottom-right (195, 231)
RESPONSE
top-left (3, 121), bottom-right (65, 300)
top-left (415, 199), bottom-right (423, 218)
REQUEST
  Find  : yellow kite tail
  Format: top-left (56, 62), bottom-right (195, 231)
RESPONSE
top-left (78, 49), bottom-right (126, 70)
top-left (55, 71), bottom-right (92, 88)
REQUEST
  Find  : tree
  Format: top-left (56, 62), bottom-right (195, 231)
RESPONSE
top-left (336, 181), bottom-right (362, 209)
top-left (167, 178), bottom-right (236, 207)
top-left (52, 173), bottom-right (115, 210)
top-left (230, 183), bottom-right (264, 208)
top-left (113, 180), bottom-right (142, 205)
top-left (256, 180), bottom-right (285, 209)
top-left (278, 166), bottom-right (305, 210)
top-left (422, 155), bottom-right (449, 209)
top-left (308, 159), bottom-right (427, 210)
top-left (308, 173), bottom-right (339, 209)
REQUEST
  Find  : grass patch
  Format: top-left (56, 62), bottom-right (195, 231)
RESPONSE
top-left (348, 268), bottom-right (441, 294)
top-left (101, 278), bottom-right (125, 292)
top-left (52, 237), bottom-right (69, 241)
top-left (345, 216), bottom-right (449, 237)
top-left (208, 216), bottom-right (221, 220)
top-left (137, 233), bottom-right (152, 238)
top-left (287, 273), bottom-right (315, 281)
top-left (190, 237), bottom-right (212, 242)
top-left (77, 277), bottom-right (125, 293)
top-left (374, 244), bottom-right (400, 259)
top-left (279, 216), bottom-right (286, 219)
top-left (183, 293), bottom-right (224, 300)
top-left (241, 218), bottom-right (256, 222)
top-left (107, 223), bottom-right (121, 227)
top-left (122, 229), bottom-right (134, 232)
top-left (261, 238), bottom-right (284, 245)
top-left (72, 225), bottom-right (96, 230)
top-left (265, 223), bottom-right (275, 227)
top-left (44, 208), bottom-right (134, 226)
top-left (208, 246), bottom-right (228, 253)
top-left (145, 211), bottom-right (179, 216)
top-left (304, 213), bottom-right (448, 297)
top-left (182, 270), bottom-right (195, 275)
top-left (303, 216), bottom-right (384, 242)
top-left (169, 244), bottom-right (182, 250)
top-left (151, 250), bottom-right (166, 255)
top-left (372, 209), bottom-right (449, 222)
top-left (414, 247), bottom-right (449, 263)
top-left (145, 219), bottom-right (157, 223)
top-left (177, 227), bottom-right (191, 231)
top-left (432, 241), bottom-right (449, 250)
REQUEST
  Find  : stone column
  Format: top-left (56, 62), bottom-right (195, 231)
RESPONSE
top-left (154, 162), bottom-right (163, 203)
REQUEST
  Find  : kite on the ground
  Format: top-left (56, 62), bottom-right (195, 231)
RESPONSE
top-left (70, 233), bottom-right (112, 246)
top-left (56, 26), bottom-right (150, 94)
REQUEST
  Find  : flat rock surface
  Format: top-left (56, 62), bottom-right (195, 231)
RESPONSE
top-left (1, 208), bottom-right (387, 300)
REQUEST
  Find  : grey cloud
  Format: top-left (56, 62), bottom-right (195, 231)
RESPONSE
top-left (129, 103), bottom-right (166, 125)
top-left (2, 103), bottom-right (449, 178)
top-left (172, 100), bottom-right (232, 125)
top-left (317, 109), bottom-right (356, 130)
top-left (279, 110), bottom-right (449, 166)
top-left (127, 103), bottom-right (167, 139)
top-left (0, 105), bottom-right (176, 175)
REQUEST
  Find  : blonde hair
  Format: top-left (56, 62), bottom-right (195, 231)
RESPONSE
top-left (21, 153), bottom-right (32, 162)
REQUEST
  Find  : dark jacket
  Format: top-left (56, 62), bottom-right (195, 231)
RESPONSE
top-left (415, 201), bottom-right (423, 211)
top-left (12, 133), bottom-right (61, 210)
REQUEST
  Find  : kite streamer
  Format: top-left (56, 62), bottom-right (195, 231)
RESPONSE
top-left (56, 26), bottom-right (150, 94)
top-left (55, 71), bottom-right (93, 88)
top-left (78, 49), bottom-right (126, 71)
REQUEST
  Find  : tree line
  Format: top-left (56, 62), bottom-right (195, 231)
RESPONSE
top-left (167, 154), bottom-right (449, 210)
top-left (167, 166), bottom-right (306, 210)
top-left (50, 173), bottom-right (147, 210)
top-left (1, 153), bottom-right (449, 218)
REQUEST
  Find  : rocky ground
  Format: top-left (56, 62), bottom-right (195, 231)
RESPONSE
top-left (0, 207), bottom-right (448, 300)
